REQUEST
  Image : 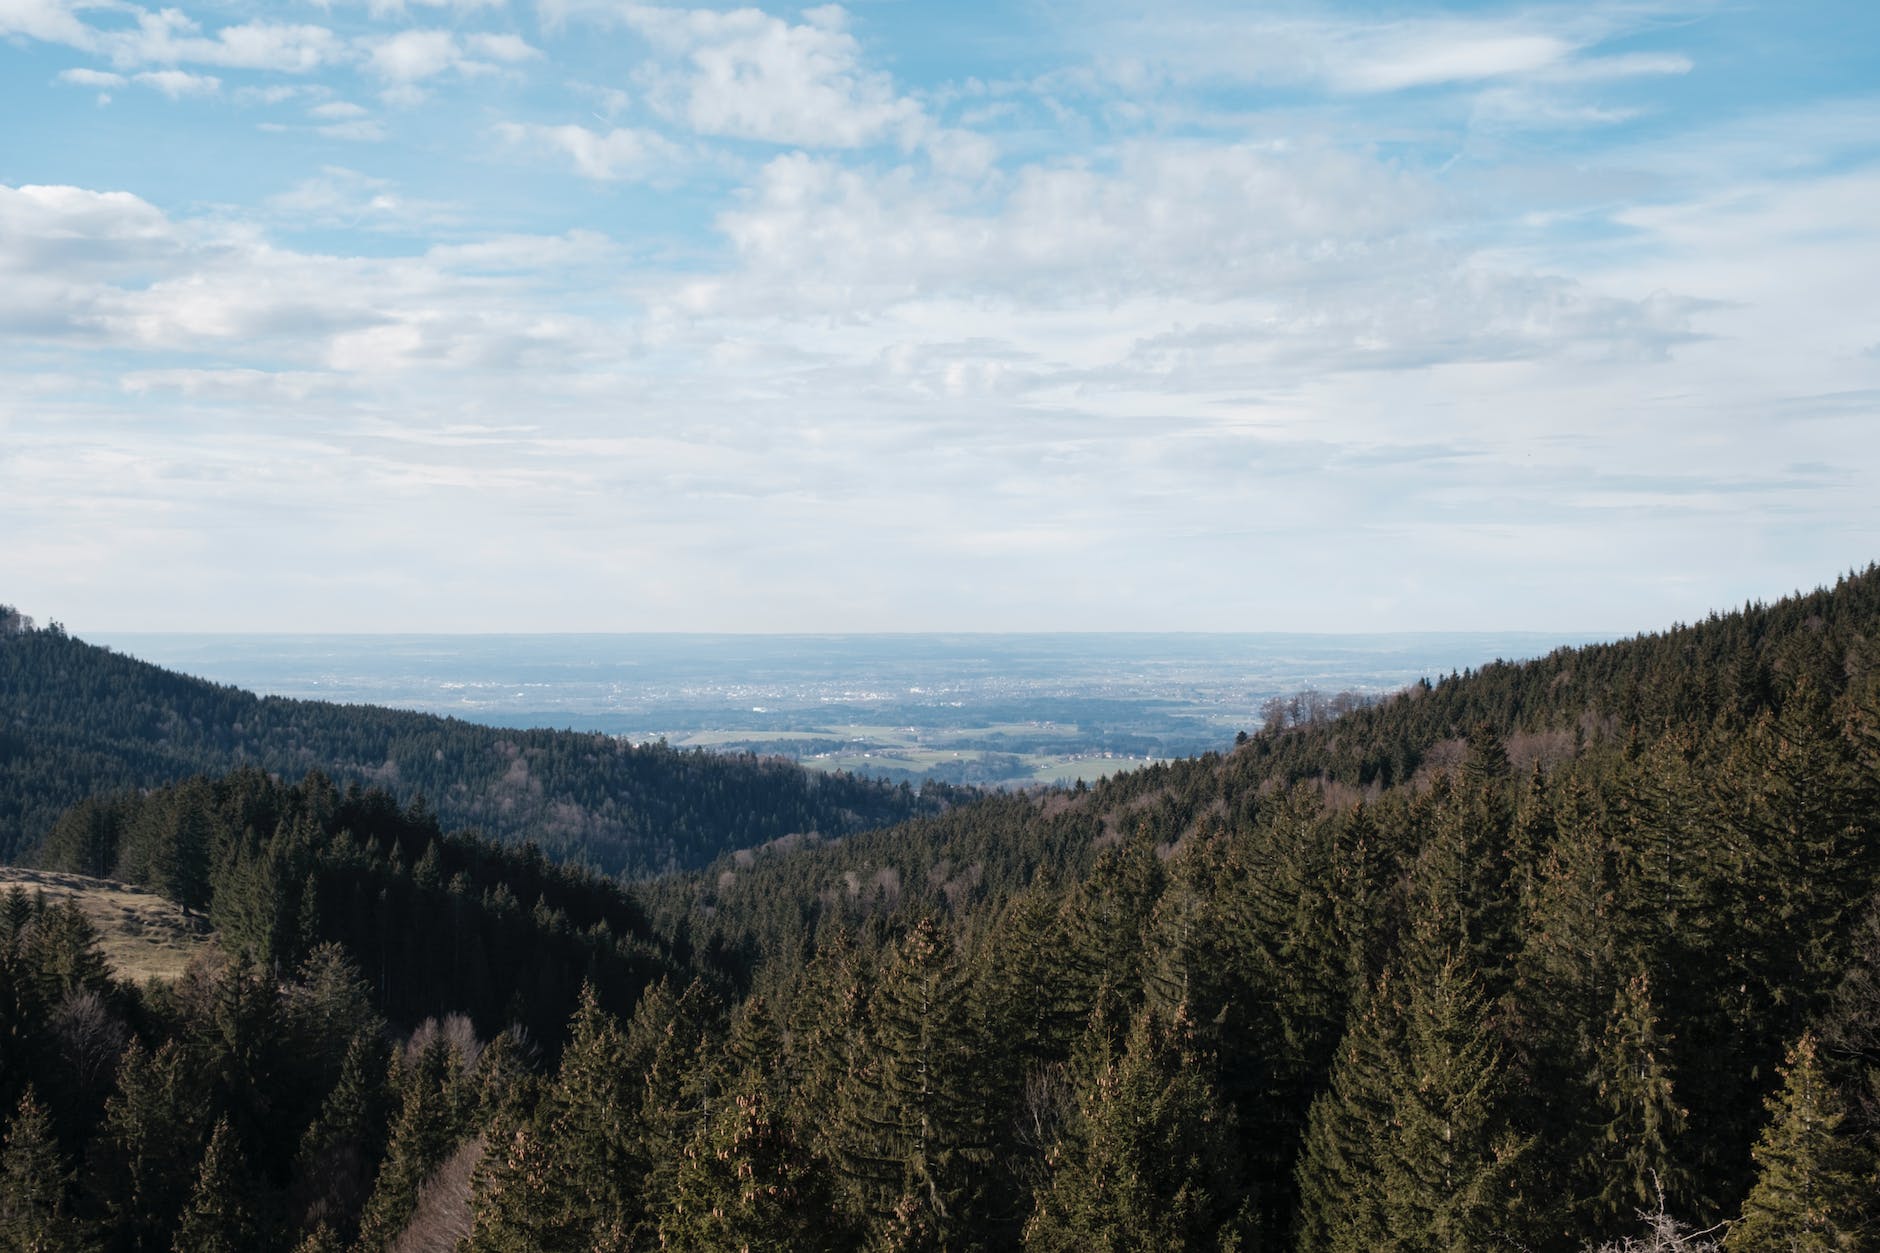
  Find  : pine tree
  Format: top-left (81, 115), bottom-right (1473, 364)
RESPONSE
top-left (1294, 975), bottom-right (1402, 1252)
top-left (1295, 950), bottom-right (1532, 1252)
top-left (179, 950), bottom-right (281, 1148)
top-left (468, 983), bottom-right (638, 1250)
top-left (971, 881), bottom-right (1088, 1083)
top-left (353, 1032), bottom-right (472, 1249)
top-left (779, 931), bottom-right (872, 1210)
top-left (1819, 895), bottom-right (1880, 1145)
top-left (0, 1087), bottom-right (84, 1253)
top-left (1205, 788), bottom-right (1349, 1237)
top-left (1514, 777), bottom-right (1622, 1176)
top-left (1585, 972), bottom-right (1692, 1234)
top-left (87, 1040), bottom-right (208, 1253)
top-left (38, 796), bottom-right (123, 880)
top-left (624, 978), bottom-right (720, 1237)
top-left (465, 1115), bottom-right (564, 1253)
top-left (1023, 1005), bottom-right (1248, 1252)
top-left (834, 918), bottom-right (992, 1245)
top-left (1725, 1033), bottom-right (1876, 1252)
top-left (658, 1076), bottom-right (842, 1252)
top-left (171, 1118), bottom-right (258, 1253)
top-left (290, 1032), bottom-right (388, 1243)
top-left (1714, 679), bottom-right (1874, 1031)
top-left (1376, 949), bottom-right (1530, 1249)
top-left (291, 1224), bottom-right (344, 1253)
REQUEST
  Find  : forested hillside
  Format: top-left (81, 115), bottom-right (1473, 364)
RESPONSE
top-left (3, 569), bottom-right (1879, 1250)
top-left (0, 612), bottom-right (938, 876)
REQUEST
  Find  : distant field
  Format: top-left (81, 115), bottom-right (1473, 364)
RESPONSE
top-left (90, 630), bottom-right (1605, 790)
top-left (658, 718), bottom-right (1166, 787)
top-left (0, 867), bottom-right (213, 982)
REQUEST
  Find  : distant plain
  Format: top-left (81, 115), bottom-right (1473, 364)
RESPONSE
top-left (94, 632), bottom-right (1604, 788)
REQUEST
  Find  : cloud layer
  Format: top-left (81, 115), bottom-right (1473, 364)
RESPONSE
top-left (3, 0), bottom-right (1877, 632)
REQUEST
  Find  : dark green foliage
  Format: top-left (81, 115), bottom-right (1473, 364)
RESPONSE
top-left (1, 568), bottom-right (1880, 1249)
top-left (1586, 972), bottom-right (1693, 1232)
top-left (1725, 1033), bottom-right (1877, 1252)
top-left (659, 1079), bottom-right (843, 1252)
top-left (1296, 949), bottom-right (1531, 1252)
top-left (0, 1087), bottom-right (84, 1252)
top-left (464, 984), bottom-right (643, 1252)
top-left (832, 918), bottom-right (992, 1244)
top-left (1024, 1005), bottom-right (1248, 1251)
top-left (87, 1041), bottom-right (208, 1253)
top-left (290, 1032), bottom-right (390, 1244)
top-left (170, 1118), bottom-right (258, 1253)
top-left (352, 1026), bottom-right (476, 1250)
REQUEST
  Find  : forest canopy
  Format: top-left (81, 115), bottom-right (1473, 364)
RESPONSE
top-left (2, 567), bottom-right (1879, 1248)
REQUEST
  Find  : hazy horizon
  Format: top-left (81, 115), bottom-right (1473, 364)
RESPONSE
top-left (79, 626), bottom-right (1609, 787)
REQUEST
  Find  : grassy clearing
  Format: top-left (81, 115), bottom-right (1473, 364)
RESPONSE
top-left (0, 866), bottom-right (214, 983)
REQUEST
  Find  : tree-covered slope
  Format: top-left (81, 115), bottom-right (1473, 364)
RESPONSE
top-left (0, 615), bottom-right (939, 875)
top-left (621, 564), bottom-right (1880, 1248)
top-left (5, 569), bottom-right (1880, 1251)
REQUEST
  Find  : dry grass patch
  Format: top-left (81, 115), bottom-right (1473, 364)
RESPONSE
top-left (0, 866), bottom-right (214, 982)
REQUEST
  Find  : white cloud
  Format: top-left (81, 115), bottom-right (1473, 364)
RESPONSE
top-left (236, 84), bottom-right (313, 105)
top-left (1067, 5), bottom-right (1695, 98)
top-left (105, 12), bottom-right (341, 72)
top-left (6, 5), bottom-right (1877, 634)
top-left (55, 66), bottom-right (122, 87)
top-left (332, 0), bottom-right (505, 15)
top-left (622, 3), bottom-right (926, 148)
top-left (269, 168), bottom-right (447, 225)
top-left (361, 27), bottom-right (532, 84)
top-left (365, 29), bottom-right (461, 81)
top-left (1538, 51), bottom-right (1694, 82)
top-left (496, 121), bottom-right (679, 180)
top-left (318, 118), bottom-right (389, 141)
top-left (0, 179), bottom-right (612, 378)
top-left (466, 32), bottom-right (539, 62)
top-left (133, 69), bottom-right (221, 98)
top-left (1329, 28), bottom-right (1572, 92)
top-left (0, 0), bottom-right (94, 46)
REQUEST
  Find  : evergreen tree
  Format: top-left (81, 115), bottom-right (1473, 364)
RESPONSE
top-left (658, 1076), bottom-right (842, 1252)
top-left (1375, 949), bottom-right (1531, 1249)
top-left (1294, 979), bottom-right (1400, 1252)
top-left (0, 1087), bottom-right (84, 1253)
top-left (1820, 895), bottom-right (1880, 1146)
top-left (624, 978), bottom-right (720, 1238)
top-left (1295, 950), bottom-right (1531, 1252)
top-left (465, 1116), bottom-right (564, 1253)
top-left (87, 1041), bottom-right (208, 1253)
top-left (1725, 1033), bottom-right (1876, 1252)
top-left (468, 983), bottom-right (638, 1250)
top-left (170, 1118), bottom-right (258, 1253)
top-left (290, 1033), bottom-right (389, 1244)
top-left (780, 931), bottom-right (872, 1188)
top-left (1023, 1005), bottom-right (1248, 1252)
top-left (36, 795), bottom-right (122, 880)
top-left (352, 1031), bottom-right (472, 1250)
top-left (1586, 972), bottom-right (1692, 1234)
top-left (835, 918), bottom-right (991, 1244)
top-left (1200, 788), bottom-right (1351, 1238)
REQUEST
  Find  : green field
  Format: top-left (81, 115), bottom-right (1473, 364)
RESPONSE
top-left (659, 719), bottom-right (1164, 788)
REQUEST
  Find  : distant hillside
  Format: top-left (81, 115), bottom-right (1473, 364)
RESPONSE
top-left (0, 616), bottom-right (940, 875)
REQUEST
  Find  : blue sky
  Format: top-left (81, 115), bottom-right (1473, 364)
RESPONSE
top-left (3, 0), bottom-right (1878, 633)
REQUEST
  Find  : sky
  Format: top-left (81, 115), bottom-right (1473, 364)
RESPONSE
top-left (3, 0), bottom-right (1878, 634)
